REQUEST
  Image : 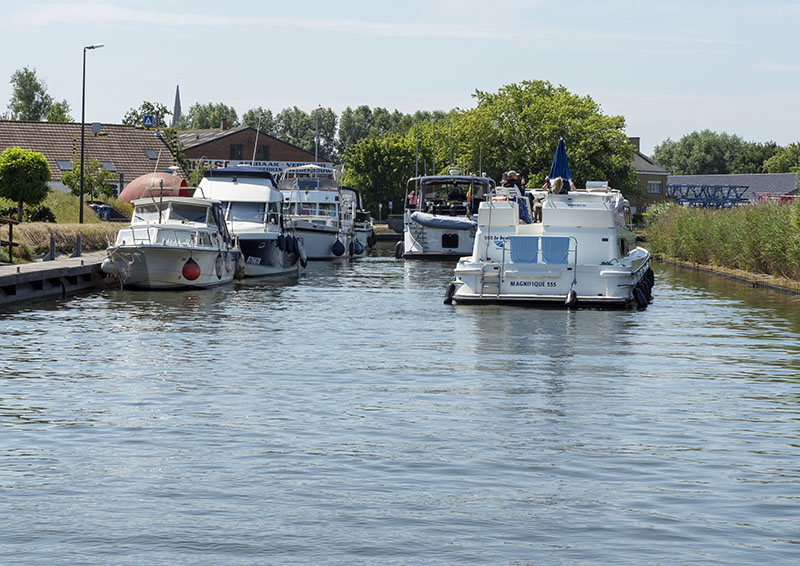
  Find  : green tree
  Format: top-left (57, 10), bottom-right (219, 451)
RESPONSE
top-left (652, 130), bottom-right (745, 175)
top-left (60, 158), bottom-right (115, 200)
top-left (122, 101), bottom-right (170, 127)
top-left (454, 80), bottom-right (637, 197)
top-left (341, 133), bottom-right (417, 214)
top-left (274, 106), bottom-right (338, 161)
top-left (8, 67), bottom-right (53, 121)
top-left (176, 102), bottom-right (238, 129)
top-left (763, 142), bottom-right (800, 173)
top-left (730, 141), bottom-right (780, 174)
top-left (46, 100), bottom-right (73, 122)
top-left (241, 107), bottom-right (275, 133)
top-left (0, 147), bottom-right (52, 221)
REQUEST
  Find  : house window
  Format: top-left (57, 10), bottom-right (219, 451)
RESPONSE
top-left (230, 144), bottom-right (244, 160)
top-left (647, 181), bottom-right (662, 194)
top-left (255, 145), bottom-right (270, 161)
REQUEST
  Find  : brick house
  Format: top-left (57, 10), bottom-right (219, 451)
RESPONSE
top-left (178, 121), bottom-right (324, 176)
top-left (629, 137), bottom-right (670, 211)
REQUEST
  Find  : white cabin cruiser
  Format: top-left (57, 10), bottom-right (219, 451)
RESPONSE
top-left (397, 171), bottom-right (495, 259)
top-left (340, 185), bottom-right (376, 257)
top-left (198, 166), bottom-right (305, 277)
top-left (446, 182), bottom-right (654, 308)
top-left (102, 196), bottom-right (240, 289)
top-left (278, 164), bottom-right (354, 260)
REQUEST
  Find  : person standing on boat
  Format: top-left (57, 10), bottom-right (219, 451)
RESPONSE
top-left (407, 190), bottom-right (418, 210)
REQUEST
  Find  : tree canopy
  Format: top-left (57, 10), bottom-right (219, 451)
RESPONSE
top-left (122, 101), bottom-right (171, 127)
top-left (0, 147), bottom-right (52, 221)
top-left (8, 67), bottom-right (54, 121)
top-left (176, 102), bottom-right (239, 130)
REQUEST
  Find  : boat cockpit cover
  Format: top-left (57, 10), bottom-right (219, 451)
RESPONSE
top-left (410, 211), bottom-right (477, 231)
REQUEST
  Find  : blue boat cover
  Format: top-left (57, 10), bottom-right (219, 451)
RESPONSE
top-left (510, 236), bottom-right (539, 263)
top-left (548, 139), bottom-right (572, 185)
top-left (541, 236), bottom-right (570, 264)
top-left (410, 211), bottom-right (477, 231)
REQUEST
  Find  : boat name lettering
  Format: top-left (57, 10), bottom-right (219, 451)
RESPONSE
top-left (246, 256), bottom-right (262, 265)
top-left (510, 280), bottom-right (557, 288)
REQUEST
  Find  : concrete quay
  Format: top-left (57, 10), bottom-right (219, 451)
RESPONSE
top-left (0, 253), bottom-right (111, 307)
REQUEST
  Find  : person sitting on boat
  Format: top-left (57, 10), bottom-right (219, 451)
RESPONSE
top-left (502, 170), bottom-right (523, 196)
top-left (448, 185), bottom-right (465, 202)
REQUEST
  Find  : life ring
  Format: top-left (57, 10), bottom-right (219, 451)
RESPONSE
top-left (443, 282), bottom-right (456, 305)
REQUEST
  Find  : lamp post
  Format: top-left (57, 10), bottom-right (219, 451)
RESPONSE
top-left (79, 43), bottom-right (104, 223)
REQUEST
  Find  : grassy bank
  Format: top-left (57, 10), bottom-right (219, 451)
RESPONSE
top-left (645, 201), bottom-right (800, 281)
top-left (1, 222), bottom-right (114, 262)
top-left (1, 190), bottom-right (130, 262)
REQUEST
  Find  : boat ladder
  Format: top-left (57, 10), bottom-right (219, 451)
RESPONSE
top-left (480, 263), bottom-right (502, 297)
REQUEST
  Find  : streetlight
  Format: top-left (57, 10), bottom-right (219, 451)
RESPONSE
top-left (79, 42), bottom-right (104, 223)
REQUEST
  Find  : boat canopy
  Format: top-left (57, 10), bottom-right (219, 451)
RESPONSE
top-left (410, 211), bottom-right (477, 231)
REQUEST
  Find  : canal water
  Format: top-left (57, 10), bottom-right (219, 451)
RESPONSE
top-left (1, 244), bottom-right (798, 565)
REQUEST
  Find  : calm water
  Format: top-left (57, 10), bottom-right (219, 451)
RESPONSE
top-left (1, 244), bottom-right (799, 565)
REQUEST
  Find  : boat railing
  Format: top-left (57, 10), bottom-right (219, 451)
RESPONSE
top-left (117, 226), bottom-right (217, 249)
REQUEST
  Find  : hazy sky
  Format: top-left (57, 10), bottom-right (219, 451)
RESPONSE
top-left (1, 0), bottom-right (799, 154)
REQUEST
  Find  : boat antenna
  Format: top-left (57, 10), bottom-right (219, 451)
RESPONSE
top-left (314, 105), bottom-right (320, 163)
top-left (432, 119), bottom-right (436, 175)
top-left (449, 120), bottom-right (453, 167)
top-left (415, 122), bottom-right (419, 178)
top-left (251, 116), bottom-right (261, 164)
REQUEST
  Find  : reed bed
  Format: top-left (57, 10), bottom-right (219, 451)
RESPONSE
top-left (645, 201), bottom-right (800, 281)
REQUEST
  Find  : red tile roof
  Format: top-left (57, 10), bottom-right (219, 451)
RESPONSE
top-left (0, 120), bottom-right (184, 184)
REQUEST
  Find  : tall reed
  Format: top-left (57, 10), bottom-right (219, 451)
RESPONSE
top-left (646, 200), bottom-right (800, 280)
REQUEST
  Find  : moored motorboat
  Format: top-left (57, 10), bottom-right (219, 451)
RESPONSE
top-left (278, 164), bottom-right (355, 260)
top-left (197, 166), bottom-right (304, 277)
top-left (340, 185), bottom-right (375, 257)
top-left (102, 195), bottom-right (240, 289)
top-left (446, 181), bottom-right (653, 308)
top-left (397, 170), bottom-right (495, 259)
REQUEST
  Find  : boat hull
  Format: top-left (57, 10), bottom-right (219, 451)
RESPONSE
top-left (451, 249), bottom-right (651, 308)
top-left (238, 234), bottom-right (300, 277)
top-left (401, 212), bottom-right (476, 259)
top-left (105, 245), bottom-right (238, 289)
top-left (293, 222), bottom-right (350, 260)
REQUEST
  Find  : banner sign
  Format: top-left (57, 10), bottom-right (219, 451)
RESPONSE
top-left (185, 159), bottom-right (334, 175)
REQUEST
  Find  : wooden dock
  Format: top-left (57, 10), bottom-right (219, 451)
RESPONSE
top-left (0, 253), bottom-right (111, 307)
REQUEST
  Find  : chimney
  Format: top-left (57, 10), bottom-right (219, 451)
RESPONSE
top-left (221, 117), bottom-right (228, 130)
top-left (629, 137), bottom-right (641, 152)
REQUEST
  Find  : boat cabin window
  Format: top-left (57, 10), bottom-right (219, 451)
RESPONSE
top-left (133, 203), bottom-right (161, 223)
top-left (229, 202), bottom-right (266, 223)
top-left (169, 204), bottom-right (209, 223)
top-left (292, 202), bottom-right (313, 215)
top-left (267, 202), bottom-right (280, 224)
top-left (318, 203), bottom-right (337, 217)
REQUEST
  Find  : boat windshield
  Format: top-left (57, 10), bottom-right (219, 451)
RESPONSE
top-left (133, 203), bottom-right (161, 223)
top-left (318, 203), bottom-right (337, 217)
top-left (169, 204), bottom-right (209, 223)
top-left (229, 202), bottom-right (265, 223)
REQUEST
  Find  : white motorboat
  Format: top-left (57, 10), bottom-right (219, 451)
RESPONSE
top-left (446, 181), bottom-right (654, 308)
top-left (197, 166), bottom-right (305, 277)
top-left (102, 195), bottom-right (241, 289)
top-left (340, 185), bottom-right (376, 257)
top-left (278, 164), bottom-right (355, 260)
top-left (397, 170), bottom-right (496, 259)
